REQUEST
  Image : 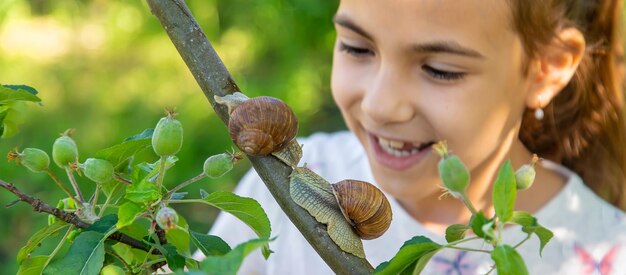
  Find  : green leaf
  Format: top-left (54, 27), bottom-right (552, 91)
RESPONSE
top-left (118, 219), bottom-right (150, 240)
top-left (521, 224), bottom-right (554, 256)
top-left (190, 231), bottom-right (231, 257)
top-left (200, 238), bottom-right (270, 275)
top-left (445, 224), bottom-right (470, 243)
top-left (95, 138), bottom-right (152, 169)
top-left (412, 249), bottom-right (439, 275)
top-left (493, 160), bottom-right (516, 222)
top-left (196, 192), bottom-right (271, 256)
top-left (87, 214), bottom-right (118, 233)
top-left (124, 128), bottom-right (154, 141)
top-left (124, 177), bottom-right (160, 204)
top-left (17, 255), bottom-right (49, 275)
top-left (510, 211), bottom-right (553, 255)
top-left (111, 243), bottom-right (147, 266)
top-left (166, 227), bottom-right (191, 256)
top-left (154, 243), bottom-right (186, 271)
top-left (17, 221), bottom-right (69, 264)
top-left (470, 211), bottom-right (490, 239)
top-left (0, 85), bottom-right (41, 103)
top-left (101, 181), bottom-right (126, 205)
top-left (373, 236), bottom-right (441, 275)
top-left (490, 244), bottom-right (529, 275)
top-left (531, 226), bottom-right (553, 256)
top-left (117, 202), bottom-right (146, 229)
top-left (508, 211), bottom-right (537, 227)
top-left (44, 231), bottom-right (106, 275)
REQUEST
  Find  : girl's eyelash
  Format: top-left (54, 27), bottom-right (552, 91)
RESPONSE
top-left (422, 65), bottom-right (466, 81)
top-left (338, 42), bottom-right (373, 57)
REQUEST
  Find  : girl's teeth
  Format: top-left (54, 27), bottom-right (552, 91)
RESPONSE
top-left (377, 137), bottom-right (422, 157)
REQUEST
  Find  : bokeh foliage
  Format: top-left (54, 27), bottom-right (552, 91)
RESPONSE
top-left (0, 0), bottom-right (341, 273)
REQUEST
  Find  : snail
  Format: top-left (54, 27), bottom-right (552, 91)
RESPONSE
top-left (332, 179), bottom-right (392, 240)
top-left (227, 96), bottom-right (298, 156)
top-left (290, 167), bottom-right (393, 258)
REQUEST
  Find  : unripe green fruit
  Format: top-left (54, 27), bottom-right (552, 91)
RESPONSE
top-left (81, 158), bottom-right (114, 183)
top-left (433, 141), bottom-right (470, 197)
top-left (515, 164), bottom-right (536, 190)
top-left (101, 265), bottom-right (125, 275)
top-left (203, 153), bottom-right (234, 178)
top-left (515, 154), bottom-right (539, 190)
top-left (19, 148), bottom-right (50, 173)
top-left (152, 114), bottom-right (183, 157)
top-left (438, 155), bottom-right (470, 197)
top-left (156, 207), bottom-right (178, 231)
top-left (52, 133), bottom-right (79, 168)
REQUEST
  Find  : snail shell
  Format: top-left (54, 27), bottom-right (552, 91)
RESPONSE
top-left (331, 180), bottom-right (392, 240)
top-left (228, 96), bottom-right (298, 156)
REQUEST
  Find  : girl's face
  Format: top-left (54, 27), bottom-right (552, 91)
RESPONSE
top-left (331, 0), bottom-right (535, 201)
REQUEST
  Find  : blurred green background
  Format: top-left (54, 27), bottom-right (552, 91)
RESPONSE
top-left (0, 0), bottom-right (342, 273)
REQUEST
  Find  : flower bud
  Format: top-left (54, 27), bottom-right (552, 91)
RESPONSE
top-left (52, 129), bottom-right (79, 168)
top-left (9, 148), bottom-right (50, 173)
top-left (203, 153), bottom-right (235, 179)
top-left (516, 154), bottom-right (539, 190)
top-left (48, 214), bottom-right (57, 225)
top-left (152, 110), bottom-right (183, 157)
top-left (81, 158), bottom-right (114, 184)
top-left (67, 229), bottom-right (81, 243)
top-left (156, 207), bottom-right (179, 231)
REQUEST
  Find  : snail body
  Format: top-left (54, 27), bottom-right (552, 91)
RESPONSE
top-left (289, 167), bottom-right (393, 258)
top-left (228, 96), bottom-right (298, 156)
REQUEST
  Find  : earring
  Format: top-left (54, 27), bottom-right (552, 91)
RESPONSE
top-left (534, 95), bottom-right (544, 120)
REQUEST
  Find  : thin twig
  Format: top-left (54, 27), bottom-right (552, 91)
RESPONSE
top-left (0, 179), bottom-right (159, 256)
top-left (113, 173), bottom-right (132, 184)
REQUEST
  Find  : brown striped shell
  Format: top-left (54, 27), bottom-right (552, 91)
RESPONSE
top-left (228, 96), bottom-right (298, 156)
top-left (331, 180), bottom-right (392, 240)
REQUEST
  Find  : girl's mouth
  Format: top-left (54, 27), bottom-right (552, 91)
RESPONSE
top-left (369, 134), bottom-right (435, 170)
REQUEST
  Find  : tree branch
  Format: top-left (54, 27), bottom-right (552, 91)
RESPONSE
top-left (0, 179), bottom-right (164, 261)
top-left (145, 0), bottom-right (374, 274)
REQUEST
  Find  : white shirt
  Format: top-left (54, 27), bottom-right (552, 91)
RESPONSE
top-left (201, 131), bottom-right (626, 274)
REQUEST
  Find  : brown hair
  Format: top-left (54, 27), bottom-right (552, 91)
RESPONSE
top-left (512, 0), bottom-right (626, 210)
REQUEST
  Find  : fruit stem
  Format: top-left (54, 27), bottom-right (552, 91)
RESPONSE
top-left (99, 182), bottom-right (120, 218)
top-left (90, 184), bottom-right (101, 206)
top-left (156, 156), bottom-right (167, 191)
top-left (166, 173), bottom-right (207, 200)
top-left (47, 169), bottom-right (84, 208)
top-left (65, 166), bottom-right (86, 203)
top-left (513, 233), bottom-right (532, 249)
top-left (460, 192), bottom-right (478, 215)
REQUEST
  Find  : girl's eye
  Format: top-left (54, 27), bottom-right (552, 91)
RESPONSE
top-left (422, 65), bottom-right (466, 81)
top-left (339, 42), bottom-right (374, 57)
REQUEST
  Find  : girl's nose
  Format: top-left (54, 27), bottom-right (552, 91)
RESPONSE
top-left (361, 66), bottom-right (415, 125)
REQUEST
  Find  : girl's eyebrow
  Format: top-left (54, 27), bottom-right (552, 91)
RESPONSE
top-left (333, 14), bottom-right (373, 40)
top-left (413, 42), bottom-right (485, 59)
top-left (333, 14), bottom-right (484, 59)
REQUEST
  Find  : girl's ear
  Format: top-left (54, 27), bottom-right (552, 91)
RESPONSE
top-left (526, 27), bottom-right (586, 109)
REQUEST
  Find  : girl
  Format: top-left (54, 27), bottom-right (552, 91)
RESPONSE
top-left (205, 0), bottom-right (626, 274)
